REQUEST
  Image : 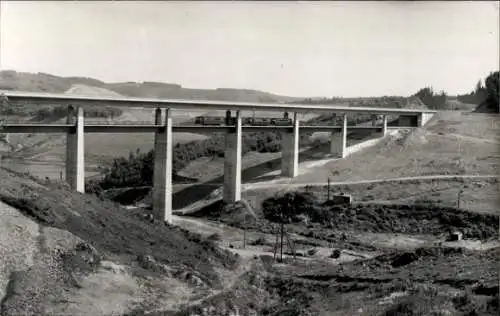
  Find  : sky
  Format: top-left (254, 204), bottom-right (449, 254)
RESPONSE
top-left (1, 1), bottom-right (498, 98)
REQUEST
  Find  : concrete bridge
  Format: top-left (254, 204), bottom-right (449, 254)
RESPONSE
top-left (0, 91), bottom-right (436, 224)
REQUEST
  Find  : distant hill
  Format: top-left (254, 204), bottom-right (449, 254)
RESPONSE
top-left (0, 70), bottom-right (303, 103)
top-left (64, 84), bottom-right (124, 97)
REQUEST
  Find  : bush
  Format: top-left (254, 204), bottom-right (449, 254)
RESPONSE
top-left (330, 249), bottom-right (341, 259)
top-left (414, 87), bottom-right (447, 110)
top-left (261, 192), bottom-right (316, 223)
top-left (306, 248), bottom-right (317, 256)
top-left (249, 237), bottom-right (268, 246)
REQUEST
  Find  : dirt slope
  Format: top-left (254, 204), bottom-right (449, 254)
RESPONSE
top-left (0, 167), bottom-right (240, 315)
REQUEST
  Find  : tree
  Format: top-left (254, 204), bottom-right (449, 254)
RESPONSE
top-left (475, 79), bottom-right (483, 94)
top-left (414, 86), bottom-right (447, 110)
top-left (261, 192), bottom-right (315, 223)
top-left (484, 71), bottom-right (499, 113)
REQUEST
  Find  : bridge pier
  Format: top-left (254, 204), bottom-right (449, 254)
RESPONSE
top-left (330, 113), bottom-right (347, 158)
top-left (223, 110), bottom-right (242, 203)
top-left (381, 115), bottom-right (388, 136)
top-left (66, 105), bottom-right (85, 192)
top-left (373, 114), bottom-right (388, 137)
top-left (153, 108), bottom-right (173, 224)
top-left (281, 112), bottom-right (299, 177)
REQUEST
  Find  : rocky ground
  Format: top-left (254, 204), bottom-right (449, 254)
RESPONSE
top-left (174, 190), bottom-right (499, 315)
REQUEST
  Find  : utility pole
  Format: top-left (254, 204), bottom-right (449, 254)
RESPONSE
top-left (327, 177), bottom-right (331, 201)
top-left (280, 220), bottom-right (284, 262)
top-left (243, 228), bottom-right (246, 249)
top-left (457, 188), bottom-right (464, 208)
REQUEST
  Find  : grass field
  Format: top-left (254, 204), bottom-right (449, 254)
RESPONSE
top-left (286, 111), bottom-right (499, 184)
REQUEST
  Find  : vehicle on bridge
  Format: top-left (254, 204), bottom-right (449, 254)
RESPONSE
top-left (194, 112), bottom-right (292, 126)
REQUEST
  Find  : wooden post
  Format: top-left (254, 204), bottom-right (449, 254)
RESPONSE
top-left (457, 189), bottom-right (464, 208)
top-left (280, 221), bottom-right (284, 262)
top-left (327, 177), bottom-right (331, 201)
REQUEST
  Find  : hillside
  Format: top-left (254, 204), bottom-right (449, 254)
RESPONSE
top-left (0, 70), bottom-right (303, 103)
top-left (0, 167), bottom-right (240, 315)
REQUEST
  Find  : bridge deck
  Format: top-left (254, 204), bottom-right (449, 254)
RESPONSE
top-left (1, 91), bottom-right (437, 115)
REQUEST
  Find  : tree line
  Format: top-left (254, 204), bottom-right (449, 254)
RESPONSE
top-left (457, 71), bottom-right (499, 112)
top-left (413, 87), bottom-right (447, 110)
top-left (87, 130), bottom-right (313, 193)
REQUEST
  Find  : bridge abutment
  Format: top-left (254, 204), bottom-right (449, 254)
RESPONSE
top-left (66, 105), bottom-right (85, 192)
top-left (223, 110), bottom-right (242, 203)
top-left (330, 113), bottom-right (347, 158)
top-left (281, 112), bottom-right (299, 177)
top-left (153, 108), bottom-right (173, 224)
top-left (418, 112), bottom-right (434, 127)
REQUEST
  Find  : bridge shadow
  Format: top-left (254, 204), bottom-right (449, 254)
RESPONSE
top-left (171, 128), bottom-right (378, 209)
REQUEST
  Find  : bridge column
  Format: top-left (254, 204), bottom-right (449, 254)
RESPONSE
top-left (153, 108), bottom-right (173, 224)
top-left (66, 105), bottom-right (85, 192)
top-left (223, 110), bottom-right (242, 203)
top-left (373, 115), bottom-right (388, 137)
top-left (281, 112), bottom-right (299, 177)
top-left (330, 113), bottom-right (347, 158)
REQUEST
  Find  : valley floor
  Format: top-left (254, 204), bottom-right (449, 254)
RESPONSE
top-left (0, 110), bottom-right (498, 315)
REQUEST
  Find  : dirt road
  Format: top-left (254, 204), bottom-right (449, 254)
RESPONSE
top-left (242, 174), bottom-right (498, 190)
top-left (174, 173), bottom-right (497, 214)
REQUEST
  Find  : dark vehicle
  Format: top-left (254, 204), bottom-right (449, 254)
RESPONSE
top-left (194, 116), bottom-right (227, 125)
top-left (194, 113), bottom-right (292, 126)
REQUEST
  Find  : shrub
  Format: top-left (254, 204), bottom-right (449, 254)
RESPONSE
top-left (330, 249), bottom-right (341, 259)
top-left (249, 237), bottom-right (268, 246)
top-left (261, 192), bottom-right (316, 223)
top-left (306, 248), bottom-right (317, 256)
